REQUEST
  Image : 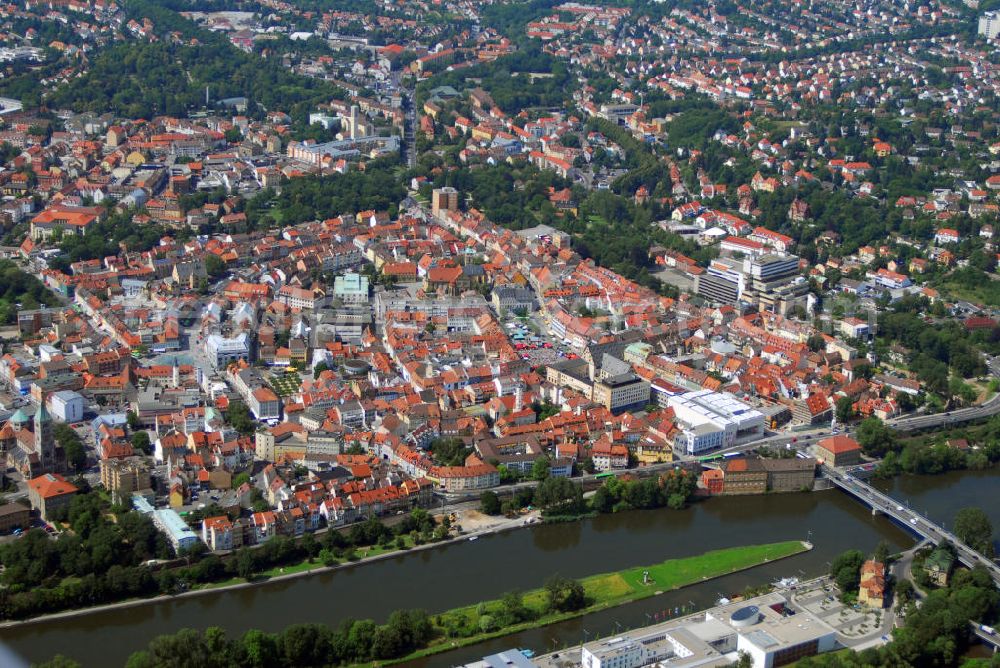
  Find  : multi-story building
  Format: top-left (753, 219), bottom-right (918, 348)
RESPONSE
top-left (667, 390), bottom-right (765, 456)
top-left (100, 457), bottom-right (153, 504)
top-left (0, 502), bottom-right (30, 532)
top-left (28, 472), bottom-right (78, 520)
top-left (202, 515), bottom-right (242, 551)
top-left (205, 333), bottom-right (252, 369)
top-left (814, 435), bottom-right (862, 467)
top-left (592, 373), bottom-right (650, 414)
top-left (979, 10), bottom-right (1000, 38)
top-left (762, 458), bottom-right (816, 492)
top-left (719, 457), bottom-right (768, 494)
top-left (333, 273), bottom-right (370, 306)
top-left (428, 462), bottom-right (499, 492)
top-left (48, 390), bottom-right (85, 423)
top-left (432, 187), bottom-right (460, 216)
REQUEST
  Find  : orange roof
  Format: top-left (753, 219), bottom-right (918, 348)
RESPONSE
top-left (28, 473), bottom-right (78, 499)
top-left (817, 434), bottom-right (861, 454)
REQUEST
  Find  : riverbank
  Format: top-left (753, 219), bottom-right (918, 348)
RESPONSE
top-left (0, 507), bottom-right (535, 630)
top-left (380, 540), bottom-right (810, 666)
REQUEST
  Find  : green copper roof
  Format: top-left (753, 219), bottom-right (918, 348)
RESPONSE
top-left (35, 403), bottom-right (52, 423)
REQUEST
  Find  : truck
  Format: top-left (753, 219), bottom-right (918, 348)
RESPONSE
top-left (981, 625), bottom-right (995, 636)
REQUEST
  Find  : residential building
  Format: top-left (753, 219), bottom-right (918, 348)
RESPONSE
top-left (719, 456), bottom-right (768, 494)
top-left (923, 548), bottom-right (954, 586)
top-left (428, 462), bottom-right (499, 492)
top-left (202, 515), bottom-right (242, 551)
top-left (979, 10), bottom-right (1000, 38)
top-left (100, 457), bottom-right (153, 505)
top-left (0, 502), bottom-right (30, 532)
top-left (432, 187), bottom-right (460, 216)
top-left (858, 560), bottom-right (886, 608)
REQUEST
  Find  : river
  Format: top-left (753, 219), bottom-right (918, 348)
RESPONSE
top-left (2, 470), bottom-right (996, 667)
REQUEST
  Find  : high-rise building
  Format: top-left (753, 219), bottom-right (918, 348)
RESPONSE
top-left (980, 11), bottom-right (1000, 39)
top-left (431, 187), bottom-right (459, 216)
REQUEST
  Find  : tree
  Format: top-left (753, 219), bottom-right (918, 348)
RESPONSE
top-left (953, 507), bottom-right (995, 557)
top-left (313, 361), bottom-right (329, 379)
top-left (227, 400), bottom-right (256, 435)
top-left (479, 490), bottom-right (501, 515)
top-left (544, 575), bottom-right (586, 612)
top-left (54, 423), bottom-right (87, 472)
top-left (531, 456), bottom-right (551, 481)
top-left (203, 253), bottom-right (226, 279)
top-left (835, 396), bottom-right (856, 424)
top-left (236, 548), bottom-right (256, 580)
top-left (856, 417), bottom-right (897, 457)
top-left (131, 430), bottom-right (151, 454)
top-left (873, 540), bottom-right (890, 564)
top-left (500, 590), bottom-right (530, 624)
top-left (533, 477), bottom-right (583, 512)
top-left (829, 549), bottom-right (865, 595)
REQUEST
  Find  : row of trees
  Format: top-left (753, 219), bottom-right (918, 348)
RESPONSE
top-left (481, 468), bottom-right (700, 517)
top-left (45, 571), bottom-right (595, 667)
top-left (118, 612), bottom-right (435, 668)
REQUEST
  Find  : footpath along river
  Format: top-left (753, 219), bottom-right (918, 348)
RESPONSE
top-left (1, 470), bottom-right (997, 667)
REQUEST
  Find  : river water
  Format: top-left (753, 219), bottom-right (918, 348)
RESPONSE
top-left (2, 470), bottom-right (996, 667)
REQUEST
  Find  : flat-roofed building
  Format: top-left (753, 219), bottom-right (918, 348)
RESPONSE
top-left (543, 591), bottom-right (837, 668)
top-left (667, 390), bottom-right (765, 456)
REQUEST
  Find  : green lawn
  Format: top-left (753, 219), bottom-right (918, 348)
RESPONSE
top-left (619, 542), bottom-right (802, 593)
top-left (396, 541), bottom-right (808, 665)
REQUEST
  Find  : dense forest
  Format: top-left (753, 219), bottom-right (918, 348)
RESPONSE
top-left (245, 163), bottom-right (406, 228)
top-left (0, 261), bottom-right (59, 324)
top-left (420, 48), bottom-right (572, 114)
top-left (45, 40), bottom-right (341, 121)
top-left (0, 493), bottom-right (171, 620)
top-left (1, 0), bottom-right (343, 121)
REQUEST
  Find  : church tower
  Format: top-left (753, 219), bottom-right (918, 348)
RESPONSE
top-left (34, 402), bottom-right (56, 471)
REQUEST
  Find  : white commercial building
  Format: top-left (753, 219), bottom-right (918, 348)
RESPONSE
top-left (48, 390), bottom-right (85, 423)
top-left (564, 592), bottom-right (836, 668)
top-left (204, 333), bottom-right (251, 369)
top-left (666, 389), bottom-right (765, 455)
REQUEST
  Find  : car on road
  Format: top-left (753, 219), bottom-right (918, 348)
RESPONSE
top-left (910, 518), bottom-right (918, 524)
top-left (896, 505), bottom-right (903, 511)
